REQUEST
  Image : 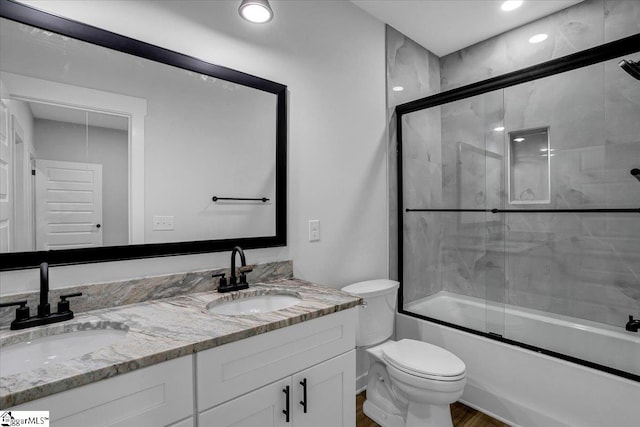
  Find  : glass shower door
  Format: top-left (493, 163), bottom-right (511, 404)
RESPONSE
top-left (400, 89), bottom-right (506, 337)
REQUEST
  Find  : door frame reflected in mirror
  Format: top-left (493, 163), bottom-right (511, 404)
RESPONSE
top-left (2, 72), bottom-right (147, 247)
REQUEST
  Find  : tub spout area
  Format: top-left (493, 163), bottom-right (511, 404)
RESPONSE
top-left (625, 315), bottom-right (640, 333)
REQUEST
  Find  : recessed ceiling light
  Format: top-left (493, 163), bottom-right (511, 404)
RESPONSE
top-left (494, 126), bottom-right (505, 132)
top-left (501, 1), bottom-right (523, 12)
top-left (514, 137), bottom-right (525, 142)
top-left (540, 148), bottom-right (555, 152)
top-left (529, 33), bottom-right (548, 44)
top-left (238, 0), bottom-right (274, 24)
top-left (392, 86), bottom-right (404, 92)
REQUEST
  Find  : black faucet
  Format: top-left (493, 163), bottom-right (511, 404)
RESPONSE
top-left (626, 315), bottom-right (640, 333)
top-left (38, 260), bottom-right (51, 317)
top-left (0, 262), bottom-right (82, 330)
top-left (216, 246), bottom-right (253, 293)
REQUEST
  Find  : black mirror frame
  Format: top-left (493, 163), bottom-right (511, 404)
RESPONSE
top-left (0, 0), bottom-right (287, 271)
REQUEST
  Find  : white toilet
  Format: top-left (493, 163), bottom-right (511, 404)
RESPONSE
top-left (342, 279), bottom-right (466, 427)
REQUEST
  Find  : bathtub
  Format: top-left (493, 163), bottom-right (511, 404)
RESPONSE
top-left (397, 291), bottom-right (640, 427)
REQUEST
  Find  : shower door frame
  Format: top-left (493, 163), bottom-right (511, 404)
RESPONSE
top-left (395, 32), bottom-right (640, 383)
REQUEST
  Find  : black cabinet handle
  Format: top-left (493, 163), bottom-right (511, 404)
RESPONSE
top-left (299, 378), bottom-right (307, 413)
top-left (282, 385), bottom-right (290, 422)
top-left (96, 224), bottom-right (101, 229)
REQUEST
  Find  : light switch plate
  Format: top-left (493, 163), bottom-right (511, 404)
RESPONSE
top-left (153, 215), bottom-right (174, 231)
top-left (308, 220), bottom-right (320, 242)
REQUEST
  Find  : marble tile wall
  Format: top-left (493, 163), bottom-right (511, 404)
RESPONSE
top-left (386, 26), bottom-right (441, 302)
top-left (440, 0), bottom-right (637, 92)
top-left (395, 0), bottom-right (640, 329)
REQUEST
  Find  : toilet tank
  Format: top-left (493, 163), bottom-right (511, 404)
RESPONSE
top-left (341, 279), bottom-right (399, 347)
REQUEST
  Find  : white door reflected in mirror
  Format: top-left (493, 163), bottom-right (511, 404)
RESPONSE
top-left (35, 160), bottom-right (104, 250)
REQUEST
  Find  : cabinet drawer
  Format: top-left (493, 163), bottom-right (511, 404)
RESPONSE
top-left (197, 308), bottom-right (356, 411)
top-left (13, 356), bottom-right (194, 427)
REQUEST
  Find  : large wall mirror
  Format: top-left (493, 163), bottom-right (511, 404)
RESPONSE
top-left (0, 0), bottom-right (287, 270)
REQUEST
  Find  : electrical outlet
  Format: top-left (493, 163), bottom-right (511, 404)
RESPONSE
top-left (153, 215), bottom-right (174, 231)
top-left (308, 220), bottom-right (320, 242)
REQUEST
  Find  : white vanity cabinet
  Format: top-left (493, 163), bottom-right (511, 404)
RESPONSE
top-left (12, 356), bottom-right (194, 427)
top-left (7, 307), bottom-right (357, 427)
top-left (197, 308), bottom-right (356, 427)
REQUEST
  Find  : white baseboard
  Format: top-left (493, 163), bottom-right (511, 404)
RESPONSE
top-left (356, 372), bottom-right (368, 395)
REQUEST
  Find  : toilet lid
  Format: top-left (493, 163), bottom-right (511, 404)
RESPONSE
top-left (382, 339), bottom-right (466, 378)
top-left (341, 279), bottom-right (399, 298)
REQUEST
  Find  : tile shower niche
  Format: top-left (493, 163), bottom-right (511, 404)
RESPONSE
top-left (508, 127), bottom-right (551, 204)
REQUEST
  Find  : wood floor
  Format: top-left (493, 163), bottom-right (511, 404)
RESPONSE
top-left (356, 392), bottom-right (509, 427)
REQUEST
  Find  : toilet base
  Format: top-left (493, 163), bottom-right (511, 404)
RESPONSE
top-left (406, 400), bottom-right (453, 427)
top-left (363, 399), bottom-right (405, 427)
top-left (364, 398), bottom-right (455, 427)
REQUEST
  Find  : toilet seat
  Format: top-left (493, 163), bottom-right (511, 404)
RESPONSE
top-left (382, 339), bottom-right (466, 382)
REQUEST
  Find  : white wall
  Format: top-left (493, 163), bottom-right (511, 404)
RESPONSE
top-left (0, 0), bottom-right (388, 293)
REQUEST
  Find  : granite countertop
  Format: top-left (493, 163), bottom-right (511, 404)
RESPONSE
top-left (0, 279), bottom-right (361, 408)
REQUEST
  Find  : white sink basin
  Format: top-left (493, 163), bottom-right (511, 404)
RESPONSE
top-left (208, 293), bottom-right (301, 316)
top-left (0, 324), bottom-right (128, 377)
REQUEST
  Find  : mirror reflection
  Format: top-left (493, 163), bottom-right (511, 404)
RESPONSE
top-left (0, 17), bottom-right (278, 254)
top-left (27, 104), bottom-right (127, 251)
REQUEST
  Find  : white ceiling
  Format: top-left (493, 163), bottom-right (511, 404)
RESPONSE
top-left (29, 102), bottom-right (129, 131)
top-left (350, 0), bottom-right (583, 57)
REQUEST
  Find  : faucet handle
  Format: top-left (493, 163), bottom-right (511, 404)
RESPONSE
top-left (0, 300), bottom-right (30, 321)
top-left (238, 264), bottom-right (254, 274)
top-left (0, 300), bottom-right (28, 308)
top-left (237, 265), bottom-right (254, 286)
top-left (57, 292), bottom-right (83, 313)
top-left (212, 272), bottom-right (228, 289)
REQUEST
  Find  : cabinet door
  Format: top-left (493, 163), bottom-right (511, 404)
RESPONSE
top-left (198, 377), bottom-right (290, 427)
top-left (292, 350), bottom-right (355, 427)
